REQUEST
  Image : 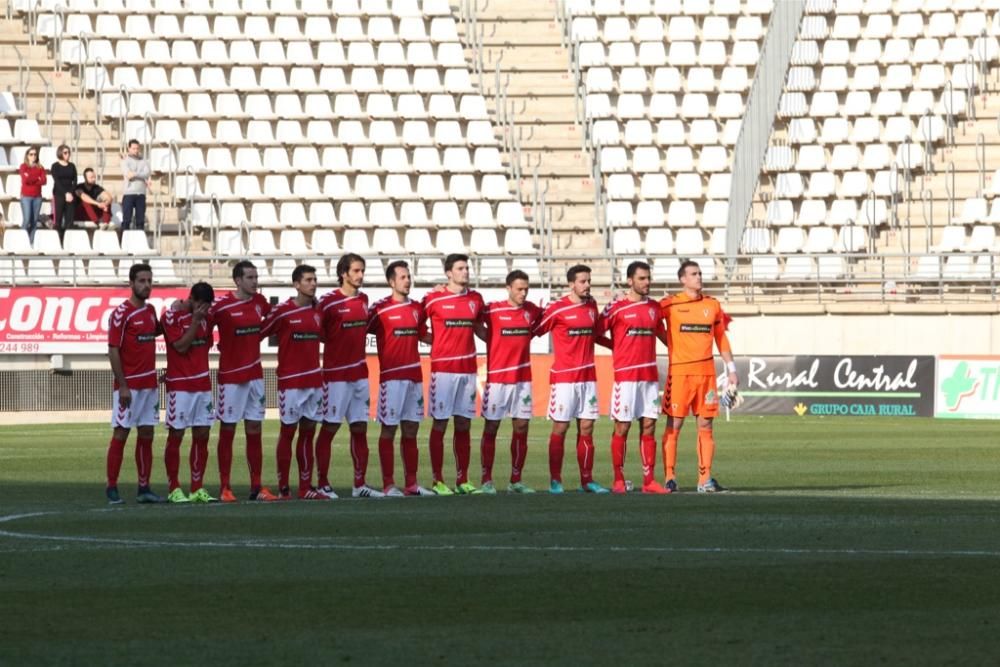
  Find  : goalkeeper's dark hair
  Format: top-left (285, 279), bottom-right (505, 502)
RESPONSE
top-left (292, 264), bottom-right (316, 283)
top-left (678, 260), bottom-right (700, 279)
top-left (190, 282), bottom-right (215, 305)
top-left (128, 262), bottom-right (152, 282)
top-left (232, 260), bottom-right (256, 280)
top-left (336, 253), bottom-right (365, 286)
top-left (505, 270), bottom-right (530, 286)
top-left (626, 260), bottom-right (650, 279)
top-left (386, 260), bottom-right (409, 282)
top-left (566, 264), bottom-right (591, 283)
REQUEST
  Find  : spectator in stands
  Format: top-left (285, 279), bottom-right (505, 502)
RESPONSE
top-left (18, 146), bottom-right (45, 245)
top-left (121, 139), bottom-right (151, 231)
top-left (50, 144), bottom-right (78, 241)
top-left (75, 168), bottom-right (114, 230)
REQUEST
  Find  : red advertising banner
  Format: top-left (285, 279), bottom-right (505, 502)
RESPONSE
top-left (0, 287), bottom-right (189, 354)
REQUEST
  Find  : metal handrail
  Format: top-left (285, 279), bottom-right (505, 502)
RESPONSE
top-left (976, 133), bottom-right (986, 198)
top-left (118, 84), bottom-right (129, 153)
top-left (51, 4), bottom-right (65, 72)
top-left (12, 45), bottom-right (28, 112)
top-left (946, 161), bottom-right (955, 225)
top-left (942, 80), bottom-right (955, 146)
top-left (921, 189), bottom-right (933, 254)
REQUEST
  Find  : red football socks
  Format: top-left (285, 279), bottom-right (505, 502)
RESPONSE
top-left (135, 435), bottom-right (153, 488)
top-left (480, 430), bottom-right (497, 484)
top-left (611, 433), bottom-right (627, 484)
top-left (429, 428), bottom-right (445, 483)
top-left (190, 432), bottom-right (209, 492)
top-left (295, 424), bottom-right (316, 492)
top-left (350, 430), bottom-right (369, 488)
top-left (164, 431), bottom-right (183, 492)
top-left (510, 432), bottom-right (527, 483)
top-left (106, 436), bottom-right (125, 488)
top-left (276, 423), bottom-right (296, 489)
top-left (548, 432), bottom-right (565, 482)
top-left (454, 429), bottom-right (471, 485)
top-left (246, 429), bottom-right (263, 489)
top-left (401, 435), bottom-right (418, 488)
top-left (217, 426), bottom-right (235, 490)
top-left (577, 434), bottom-right (595, 485)
top-left (378, 436), bottom-right (395, 488)
top-left (640, 434), bottom-right (656, 486)
top-left (315, 427), bottom-right (335, 488)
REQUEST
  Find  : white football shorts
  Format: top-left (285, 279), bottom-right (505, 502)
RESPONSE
top-left (482, 381), bottom-right (533, 421)
top-left (429, 372), bottom-right (477, 420)
top-left (377, 380), bottom-right (424, 426)
top-left (278, 387), bottom-right (323, 425)
top-left (216, 379), bottom-right (266, 423)
top-left (165, 390), bottom-right (215, 430)
top-left (547, 381), bottom-right (599, 422)
top-left (111, 387), bottom-right (160, 429)
top-left (322, 379), bottom-right (370, 424)
top-left (610, 380), bottom-right (661, 422)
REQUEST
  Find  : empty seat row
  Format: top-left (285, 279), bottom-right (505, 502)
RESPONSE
top-left (0, 119), bottom-right (46, 144)
top-left (565, 0), bottom-right (774, 19)
top-left (0, 229), bottom-right (154, 255)
top-left (0, 257), bottom-right (180, 285)
top-left (576, 39), bottom-right (761, 68)
top-left (26, 0), bottom-right (453, 17)
top-left (615, 224), bottom-right (870, 256)
top-left (570, 14), bottom-right (764, 42)
top-left (220, 227), bottom-right (536, 256)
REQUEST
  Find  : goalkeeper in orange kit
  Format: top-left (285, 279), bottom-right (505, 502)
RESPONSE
top-left (659, 260), bottom-right (740, 493)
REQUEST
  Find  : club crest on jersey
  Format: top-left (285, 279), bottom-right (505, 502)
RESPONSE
top-left (254, 304), bottom-right (262, 317)
top-left (469, 302), bottom-right (477, 314)
top-left (589, 311), bottom-right (595, 323)
top-left (523, 311), bottom-right (531, 323)
top-left (649, 307), bottom-right (655, 319)
top-left (314, 313), bottom-right (321, 326)
top-left (703, 309), bottom-right (710, 317)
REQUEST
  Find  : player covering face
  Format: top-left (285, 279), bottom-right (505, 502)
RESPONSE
top-left (659, 260), bottom-right (738, 493)
top-left (161, 282), bottom-right (217, 504)
top-left (106, 263), bottom-right (162, 504)
top-left (474, 270), bottom-right (543, 494)
top-left (596, 262), bottom-right (670, 495)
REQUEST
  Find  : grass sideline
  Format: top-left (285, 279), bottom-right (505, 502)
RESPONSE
top-left (1, 415), bottom-right (999, 665)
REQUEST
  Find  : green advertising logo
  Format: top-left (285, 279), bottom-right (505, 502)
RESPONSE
top-left (941, 361), bottom-right (978, 411)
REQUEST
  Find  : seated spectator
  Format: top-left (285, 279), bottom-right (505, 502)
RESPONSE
top-left (75, 168), bottom-right (114, 229)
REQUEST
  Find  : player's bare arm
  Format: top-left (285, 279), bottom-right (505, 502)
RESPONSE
top-left (108, 347), bottom-right (130, 407)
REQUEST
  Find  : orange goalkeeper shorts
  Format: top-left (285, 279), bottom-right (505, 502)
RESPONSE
top-left (662, 373), bottom-right (720, 418)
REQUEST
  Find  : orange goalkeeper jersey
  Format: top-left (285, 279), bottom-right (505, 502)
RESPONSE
top-left (659, 292), bottom-right (732, 376)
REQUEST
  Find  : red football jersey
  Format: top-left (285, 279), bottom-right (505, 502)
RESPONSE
top-left (318, 288), bottom-right (369, 383)
top-left (368, 296), bottom-right (426, 383)
top-left (107, 300), bottom-right (159, 391)
top-left (210, 291), bottom-right (271, 385)
top-left (482, 299), bottom-right (542, 384)
top-left (596, 296), bottom-right (664, 382)
top-left (160, 307), bottom-right (213, 392)
top-left (422, 289), bottom-right (485, 374)
top-left (534, 295), bottom-right (600, 384)
top-left (260, 298), bottom-right (322, 390)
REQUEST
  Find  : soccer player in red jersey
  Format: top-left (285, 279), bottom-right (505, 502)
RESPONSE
top-left (535, 264), bottom-right (610, 494)
top-left (475, 269), bottom-right (542, 494)
top-left (260, 264), bottom-right (326, 501)
top-left (421, 253), bottom-right (485, 495)
top-left (315, 253), bottom-right (385, 499)
top-left (160, 282), bottom-right (217, 504)
top-left (106, 262), bottom-right (162, 504)
top-left (368, 261), bottom-right (434, 497)
top-left (596, 261), bottom-right (670, 495)
top-left (209, 260), bottom-right (276, 502)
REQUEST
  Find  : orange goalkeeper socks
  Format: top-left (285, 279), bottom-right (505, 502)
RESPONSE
top-left (662, 428), bottom-right (678, 481)
top-left (697, 428), bottom-right (715, 485)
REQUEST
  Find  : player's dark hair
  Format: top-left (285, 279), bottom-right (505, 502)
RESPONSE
top-left (444, 253), bottom-right (469, 272)
top-left (83, 167), bottom-right (95, 177)
top-left (232, 260), bottom-right (256, 280)
top-left (190, 282), bottom-right (214, 304)
top-left (626, 260), bottom-right (651, 279)
top-left (336, 253), bottom-right (366, 286)
top-left (566, 264), bottom-right (591, 283)
top-left (386, 260), bottom-right (409, 282)
top-left (292, 264), bottom-right (316, 283)
top-left (127, 139), bottom-right (140, 149)
top-left (128, 262), bottom-right (152, 282)
top-left (678, 259), bottom-right (700, 279)
top-left (505, 270), bottom-right (529, 286)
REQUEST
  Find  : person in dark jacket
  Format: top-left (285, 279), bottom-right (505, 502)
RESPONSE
top-left (50, 144), bottom-right (78, 240)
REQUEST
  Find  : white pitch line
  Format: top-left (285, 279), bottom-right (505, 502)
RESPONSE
top-left (1, 513), bottom-right (999, 558)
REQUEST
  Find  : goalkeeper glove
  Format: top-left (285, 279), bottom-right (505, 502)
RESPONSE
top-left (720, 384), bottom-right (744, 410)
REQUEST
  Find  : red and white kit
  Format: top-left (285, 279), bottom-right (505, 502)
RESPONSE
top-left (318, 288), bottom-right (370, 424)
top-left (481, 299), bottom-right (542, 420)
top-left (422, 289), bottom-right (485, 420)
top-left (368, 296), bottom-right (426, 426)
top-left (108, 300), bottom-right (160, 428)
top-left (210, 291), bottom-right (270, 423)
top-left (161, 307), bottom-right (215, 429)
top-left (261, 298), bottom-right (323, 424)
top-left (597, 296), bottom-right (665, 422)
top-left (535, 296), bottom-right (601, 421)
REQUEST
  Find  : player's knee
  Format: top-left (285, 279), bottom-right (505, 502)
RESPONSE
top-left (698, 418), bottom-right (713, 431)
top-left (579, 420), bottom-right (595, 437)
top-left (455, 416), bottom-right (471, 432)
top-left (483, 420), bottom-right (500, 435)
top-left (349, 421), bottom-right (367, 434)
top-left (244, 420), bottom-right (261, 435)
top-left (432, 419), bottom-right (448, 433)
top-left (512, 419), bottom-right (529, 434)
top-left (322, 422), bottom-right (340, 435)
top-left (137, 426), bottom-right (154, 438)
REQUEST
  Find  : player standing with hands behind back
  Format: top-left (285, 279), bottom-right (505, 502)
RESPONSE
top-left (659, 260), bottom-right (738, 493)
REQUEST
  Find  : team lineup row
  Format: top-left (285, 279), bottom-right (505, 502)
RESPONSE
top-left (103, 253), bottom-right (740, 505)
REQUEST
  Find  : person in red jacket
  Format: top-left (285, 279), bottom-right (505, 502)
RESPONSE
top-left (18, 147), bottom-right (46, 244)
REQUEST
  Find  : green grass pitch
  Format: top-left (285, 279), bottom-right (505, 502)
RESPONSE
top-left (1, 416), bottom-right (999, 665)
